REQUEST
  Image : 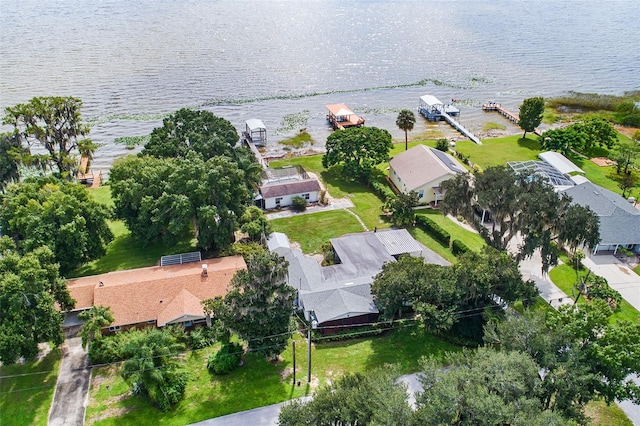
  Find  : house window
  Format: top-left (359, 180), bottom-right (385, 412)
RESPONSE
top-left (418, 190), bottom-right (424, 198)
top-left (193, 318), bottom-right (206, 324)
top-left (183, 320), bottom-right (193, 327)
top-left (275, 197), bottom-right (282, 206)
top-left (108, 325), bottom-right (121, 332)
top-left (303, 193), bottom-right (310, 200)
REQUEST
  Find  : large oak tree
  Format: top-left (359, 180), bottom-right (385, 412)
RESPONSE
top-left (518, 97), bottom-right (545, 138)
top-left (0, 177), bottom-right (113, 275)
top-left (322, 126), bottom-right (393, 180)
top-left (2, 96), bottom-right (97, 178)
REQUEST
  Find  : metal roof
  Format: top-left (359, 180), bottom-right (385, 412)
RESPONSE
top-left (374, 229), bottom-right (422, 256)
top-left (538, 151), bottom-right (585, 175)
top-left (419, 95), bottom-right (443, 107)
top-left (245, 118), bottom-right (266, 131)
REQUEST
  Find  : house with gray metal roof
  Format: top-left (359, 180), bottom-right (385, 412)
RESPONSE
top-left (561, 181), bottom-right (640, 254)
top-left (389, 145), bottom-right (466, 206)
top-left (268, 229), bottom-right (448, 334)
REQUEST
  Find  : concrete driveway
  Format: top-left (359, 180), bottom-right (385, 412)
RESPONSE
top-left (582, 255), bottom-right (640, 312)
top-left (48, 337), bottom-right (91, 426)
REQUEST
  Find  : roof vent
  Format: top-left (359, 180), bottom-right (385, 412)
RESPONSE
top-left (202, 264), bottom-right (208, 277)
top-left (98, 281), bottom-right (104, 287)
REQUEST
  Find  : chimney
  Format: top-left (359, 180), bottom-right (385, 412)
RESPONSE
top-left (201, 264), bottom-right (208, 277)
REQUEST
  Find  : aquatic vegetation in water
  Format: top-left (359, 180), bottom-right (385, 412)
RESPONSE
top-left (482, 122), bottom-right (507, 132)
top-left (114, 135), bottom-right (150, 149)
top-left (275, 111), bottom-right (311, 134)
top-left (279, 131), bottom-right (314, 149)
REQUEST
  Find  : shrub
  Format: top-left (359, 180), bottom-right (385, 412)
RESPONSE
top-left (291, 196), bottom-right (307, 212)
top-left (451, 239), bottom-right (471, 256)
top-left (415, 215), bottom-right (451, 246)
top-left (368, 178), bottom-right (395, 203)
top-left (207, 342), bottom-right (243, 375)
top-left (188, 326), bottom-right (217, 350)
top-left (435, 138), bottom-right (449, 152)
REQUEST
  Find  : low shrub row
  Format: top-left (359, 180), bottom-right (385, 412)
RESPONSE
top-left (414, 215), bottom-right (451, 246)
top-left (451, 239), bottom-right (471, 256)
top-left (367, 177), bottom-right (395, 203)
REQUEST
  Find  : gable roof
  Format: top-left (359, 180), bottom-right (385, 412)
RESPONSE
top-left (259, 179), bottom-right (321, 199)
top-left (301, 284), bottom-right (378, 323)
top-left (390, 145), bottom-right (465, 191)
top-left (66, 256), bottom-right (246, 327)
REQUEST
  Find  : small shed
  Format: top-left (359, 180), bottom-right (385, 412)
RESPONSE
top-left (243, 119), bottom-right (267, 146)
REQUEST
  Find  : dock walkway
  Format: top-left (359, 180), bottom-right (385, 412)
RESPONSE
top-left (243, 139), bottom-right (268, 169)
top-left (482, 102), bottom-right (542, 136)
top-left (440, 109), bottom-right (482, 145)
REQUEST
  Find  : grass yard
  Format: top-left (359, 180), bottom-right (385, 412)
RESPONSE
top-left (415, 209), bottom-right (486, 253)
top-left (0, 349), bottom-right (61, 426)
top-left (585, 399), bottom-right (634, 426)
top-left (271, 210), bottom-right (365, 254)
top-left (549, 264), bottom-right (640, 323)
top-left (407, 226), bottom-right (456, 264)
top-left (86, 324), bottom-right (458, 425)
top-left (454, 134), bottom-right (542, 168)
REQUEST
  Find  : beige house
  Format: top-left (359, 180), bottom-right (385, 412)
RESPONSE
top-left (389, 145), bottom-right (466, 205)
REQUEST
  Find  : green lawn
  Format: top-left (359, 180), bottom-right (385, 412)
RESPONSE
top-left (415, 210), bottom-right (486, 253)
top-left (454, 134), bottom-right (542, 168)
top-left (0, 349), bottom-right (61, 426)
top-left (586, 399), bottom-right (634, 426)
top-left (549, 264), bottom-right (640, 323)
top-left (271, 210), bottom-right (365, 254)
top-left (86, 324), bottom-right (459, 425)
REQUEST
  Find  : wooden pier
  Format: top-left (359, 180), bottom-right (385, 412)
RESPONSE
top-left (242, 139), bottom-right (268, 169)
top-left (482, 102), bottom-right (542, 136)
top-left (419, 95), bottom-right (481, 144)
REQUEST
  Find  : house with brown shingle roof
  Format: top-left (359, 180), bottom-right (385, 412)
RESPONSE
top-left (257, 166), bottom-right (322, 209)
top-left (389, 145), bottom-right (466, 205)
top-left (64, 255), bottom-right (246, 332)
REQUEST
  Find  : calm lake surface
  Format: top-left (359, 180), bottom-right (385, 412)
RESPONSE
top-left (1, 0), bottom-right (639, 171)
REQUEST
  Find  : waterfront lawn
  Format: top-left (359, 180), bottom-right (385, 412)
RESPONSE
top-left (0, 349), bottom-right (61, 426)
top-left (415, 210), bottom-right (486, 253)
top-left (407, 225), bottom-right (456, 264)
top-left (453, 134), bottom-right (541, 168)
top-left (271, 210), bottom-right (365, 254)
top-left (549, 264), bottom-right (640, 323)
top-left (86, 325), bottom-right (458, 426)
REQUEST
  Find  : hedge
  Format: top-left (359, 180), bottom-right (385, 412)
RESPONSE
top-left (451, 239), bottom-right (471, 256)
top-left (415, 215), bottom-right (451, 246)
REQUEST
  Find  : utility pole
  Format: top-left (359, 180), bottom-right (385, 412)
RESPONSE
top-left (292, 341), bottom-right (296, 385)
top-left (307, 311), bottom-right (312, 383)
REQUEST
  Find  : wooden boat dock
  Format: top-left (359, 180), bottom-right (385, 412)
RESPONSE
top-left (418, 95), bottom-right (482, 145)
top-left (482, 102), bottom-right (542, 136)
top-left (326, 103), bottom-right (365, 130)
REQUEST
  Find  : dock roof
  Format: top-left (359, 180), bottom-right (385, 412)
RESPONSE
top-left (326, 103), bottom-right (355, 117)
top-left (245, 118), bottom-right (266, 131)
top-left (420, 95), bottom-right (443, 107)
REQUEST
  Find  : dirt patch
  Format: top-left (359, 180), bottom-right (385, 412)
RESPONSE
top-left (86, 404), bottom-right (135, 425)
top-left (590, 157), bottom-right (616, 166)
top-left (280, 367), bottom-right (293, 380)
top-left (615, 126), bottom-right (640, 138)
top-left (618, 266), bottom-right (631, 275)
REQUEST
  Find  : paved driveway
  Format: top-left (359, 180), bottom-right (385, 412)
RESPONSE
top-left (48, 337), bottom-right (91, 426)
top-left (582, 255), bottom-right (640, 312)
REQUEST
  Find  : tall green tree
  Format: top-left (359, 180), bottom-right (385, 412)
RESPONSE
top-left (386, 190), bottom-right (419, 226)
top-left (609, 135), bottom-right (640, 175)
top-left (2, 96), bottom-right (97, 178)
top-left (518, 97), bottom-right (545, 138)
top-left (574, 116), bottom-right (618, 151)
top-left (279, 366), bottom-right (412, 426)
top-left (396, 109), bottom-right (416, 151)
top-left (78, 305), bottom-right (114, 350)
top-left (0, 133), bottom-right (28, 191)
top-left (415, 348), bottom-right (569, 425)
top-left (224, 251), bottom-right (295, 360)
top-left (539, 127), bottom-right (583, 156)
top-left (440, 166), bottom-right (600, 272)
top-left (239, 206), bottom-right (272, 242)
top-left (0, 237), bottom-right (73, 364)
top-left (121, 328), bottom-right (188, 412)
top-left (485, 303), bottom-right (640, 422)
top-left (322, 127), bottom-right (393, 180)
top-left (109, 153), bottom-right (249, 251)
top-left (0, 177), bottom-right (113, 275)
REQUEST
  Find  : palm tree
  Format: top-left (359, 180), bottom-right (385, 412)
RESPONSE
top-left (396, 109), bottom-right (416, 151)
top-left (78, 305), bottom-right (115, 349)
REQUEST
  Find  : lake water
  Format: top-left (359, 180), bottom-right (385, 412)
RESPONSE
top-left (1, 0), bottom-right (638, 172)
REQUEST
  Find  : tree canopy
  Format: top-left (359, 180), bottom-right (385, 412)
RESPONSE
top-left (141, 108), bottom-right (239, 160)
top-left (78, 305), bottom-right (114, 350)
top-left (440, 166), bottom-right (600, 272)
top-left (518, 97), bottom-right (545, 138)
top-left (0, 177), bottom-right (114, 275)
top-left (540, 117), bottom-right (619, 155)
top-left (0, 236), bottom-right (73, 364)
top-left (223, 250), bottom-right (295, 359)
top-left (322, 127), bottom-right (393, 180)
top-left (2, 96), bottom-right (97, 178)
top-left (485, 303), bottom-right (640, 422)
top-left (0, 133), bottom-right (28, 192)
top-left (609, 134), bottom-right (640, 175)
top-left (386, 190), bottom-right (419, 226)
top-left (109, 154), bottom-right (249, 251)
top-left (396, 109), bottom-right (416, 150)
